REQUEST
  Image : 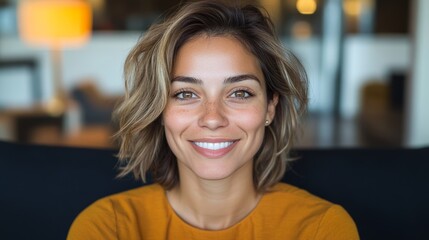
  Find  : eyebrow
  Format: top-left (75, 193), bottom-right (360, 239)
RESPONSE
top-left (171, 76), bottom-right (202, 84)
top-left (171, 74), bottom-right (261, 85)
top-left (225, 74), bottom-right (261, 85)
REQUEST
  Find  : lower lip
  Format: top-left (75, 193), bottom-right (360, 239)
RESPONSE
top-left (191, 141), bottom-right (238, 158)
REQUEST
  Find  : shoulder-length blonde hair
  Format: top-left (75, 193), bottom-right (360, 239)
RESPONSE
top-left (114, 0), bottom-right (308, 192)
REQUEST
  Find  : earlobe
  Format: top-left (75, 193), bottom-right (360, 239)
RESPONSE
top-left (266, 93), bottom-right (279, 122)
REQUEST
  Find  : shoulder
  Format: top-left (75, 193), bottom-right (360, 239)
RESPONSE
top-left (265, 183), bottom-right (333, 208)
top-left (314, 204), bottom-right (360, 239)
top-left (260, 183), bottom-right (359, 239)
top-left (67, 184), bottom-right (165, 240)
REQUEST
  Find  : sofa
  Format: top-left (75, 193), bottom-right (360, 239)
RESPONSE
top-left (1, 140), bottom-right (428, 240)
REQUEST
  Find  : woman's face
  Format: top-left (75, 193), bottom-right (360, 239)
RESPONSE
top-left (163, 35), bottom-right (277, 181)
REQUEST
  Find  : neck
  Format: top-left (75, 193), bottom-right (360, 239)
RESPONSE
top-left (166, 162), bottom-right (260, 230)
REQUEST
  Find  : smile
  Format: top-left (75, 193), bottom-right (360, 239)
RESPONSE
top-left (191, 140), bottom-right (239, 158)
top-left (193, 141), bottom-right (234, 150)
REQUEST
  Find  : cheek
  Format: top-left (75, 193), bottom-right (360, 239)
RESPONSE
top-left (229, 105), bottom-right (266, 129)
top-left (162, 108), bottom-right (184, 154)
top-left (163, 106), bottom-right (194, 135)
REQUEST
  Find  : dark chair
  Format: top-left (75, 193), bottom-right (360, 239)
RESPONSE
top-left (1, 140), bottom-right (428, 240)
top-left (70, 82), bottom-right (120, 126)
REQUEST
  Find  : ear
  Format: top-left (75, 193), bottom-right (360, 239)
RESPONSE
top-left (266, 93), bottom-right (279, 123)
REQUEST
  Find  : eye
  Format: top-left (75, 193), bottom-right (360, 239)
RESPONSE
top-left (174, 90), bottom-right (198, 100)
top-left (229, 89), bottom-right (253, 99)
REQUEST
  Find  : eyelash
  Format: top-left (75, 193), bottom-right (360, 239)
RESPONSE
top-left (229, 88), bottom-right (255, 100)
top-left (172, 88), bottom-right (198, 100)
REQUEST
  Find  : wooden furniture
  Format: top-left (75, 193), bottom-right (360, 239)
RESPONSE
top-left (0, 106), bottom-right (64, 144)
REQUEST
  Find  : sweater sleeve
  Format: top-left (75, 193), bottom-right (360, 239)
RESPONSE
top-left (67, 198), bottom-right (118, 240)
top-left (314, 205), bottom-right (360, 240)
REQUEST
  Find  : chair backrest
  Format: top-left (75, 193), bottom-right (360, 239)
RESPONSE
top-left (284, 148), bottom-right (429, 240)
top-left (1, 140), bottom-right (428, 240)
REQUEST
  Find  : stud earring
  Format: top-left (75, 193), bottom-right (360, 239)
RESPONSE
top-left (265, 120), bottom-right (269, 126)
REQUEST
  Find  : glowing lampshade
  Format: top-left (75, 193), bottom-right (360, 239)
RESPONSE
top-left (296, 0), bottom-right (317, 15)
top-left (18, 0), bottom-right (92, 48)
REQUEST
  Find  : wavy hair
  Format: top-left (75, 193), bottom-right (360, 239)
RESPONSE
top-left (114, 0), bottom-right (308, 192)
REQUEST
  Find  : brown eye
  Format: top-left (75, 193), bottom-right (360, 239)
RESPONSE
top-left (175, 91), bottom-right (197, 100)
top-left (230, 90), bottom-right (251, 99)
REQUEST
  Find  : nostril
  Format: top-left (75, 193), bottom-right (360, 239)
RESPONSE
top-left (198, 101), bottom-right (228, 129)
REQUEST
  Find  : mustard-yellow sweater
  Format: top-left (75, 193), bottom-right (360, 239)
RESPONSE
top-left (67, 183), bottom-right (359, 239)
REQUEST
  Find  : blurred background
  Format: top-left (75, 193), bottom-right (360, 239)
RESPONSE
top-left (0, 0), bottom-right (428, 149)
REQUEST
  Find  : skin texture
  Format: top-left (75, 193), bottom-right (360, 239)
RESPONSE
top-left (163, 35), bottom-right (278, 230)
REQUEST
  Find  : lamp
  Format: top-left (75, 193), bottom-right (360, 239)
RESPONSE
top-left (296, 0), bottom-right (318, 15)
top-left (18, 0), bottom-right (92, 115)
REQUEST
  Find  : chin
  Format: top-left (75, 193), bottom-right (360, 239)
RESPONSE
top-left (195, 170), bottom-right (234, 181)
top-left (187, 160), bottom-right (252, 181)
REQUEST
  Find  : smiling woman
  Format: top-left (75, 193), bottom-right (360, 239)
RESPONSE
top-left (67, 1), bottom-right (359, 239)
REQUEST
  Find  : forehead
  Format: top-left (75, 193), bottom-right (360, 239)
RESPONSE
top-left (172, 35), bottom-right (264, 82)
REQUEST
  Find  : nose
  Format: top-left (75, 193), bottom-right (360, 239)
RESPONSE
top-left (198, 100), bottom-right (229, 130)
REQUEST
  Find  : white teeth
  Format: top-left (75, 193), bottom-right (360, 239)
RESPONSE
top-left (194, 141), bottom-right (234, 150)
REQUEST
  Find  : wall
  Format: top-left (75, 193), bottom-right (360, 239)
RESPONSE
top-left (340, 35), bottom-right (410, 118)
top-left (289, 35), bottom-right (410, 117)
top-left (0, 32), bottom-right (141, 107)
top-left (405, 0), bottom-right (429, 147)
top-left (62, 33), bottom-right (141, 95)
top-left (286, 37), bottom-right (321, 112)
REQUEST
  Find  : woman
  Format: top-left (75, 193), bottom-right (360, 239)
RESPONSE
top-left (68, 1), bottom-right (359, 239)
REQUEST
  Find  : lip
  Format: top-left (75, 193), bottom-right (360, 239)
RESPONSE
top-left (190, 139), bottom-right (239, 158)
